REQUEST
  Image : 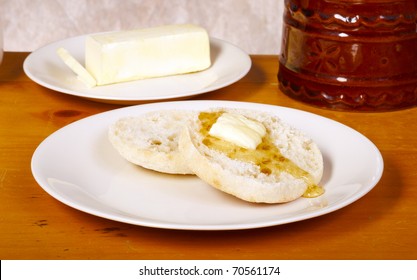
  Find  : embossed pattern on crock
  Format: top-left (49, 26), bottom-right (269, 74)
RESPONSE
top-left (278, 0), bottom-right (417, 111)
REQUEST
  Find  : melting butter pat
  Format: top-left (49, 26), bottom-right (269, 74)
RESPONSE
top-left (209, 113), bottom-right (266, 149)
top-left (85, 24), bottom-right (211, 86)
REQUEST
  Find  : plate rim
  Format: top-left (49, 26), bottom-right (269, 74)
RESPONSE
top-left (23, 34), bottom-right (251, 103)
top-left (31, 100), bottom-right (384, 230)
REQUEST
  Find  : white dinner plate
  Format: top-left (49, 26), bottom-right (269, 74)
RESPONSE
top-left (23, 35), bottom-right (251, 104)
top-left (31, 101), bottom-right (384, 230)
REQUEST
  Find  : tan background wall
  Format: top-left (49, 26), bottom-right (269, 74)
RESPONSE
top-left (1, 0), bottom-right (284, 54)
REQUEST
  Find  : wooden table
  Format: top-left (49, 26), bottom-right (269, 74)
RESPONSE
top-left (1, 52), bottom-right (416, 260)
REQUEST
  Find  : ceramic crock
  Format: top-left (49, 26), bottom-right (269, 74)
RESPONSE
top-left (278, 0), bottom-right (417, 111)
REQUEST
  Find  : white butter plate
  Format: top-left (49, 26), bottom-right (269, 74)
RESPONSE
top-left (31, 101), bottom-right (384, 230)
top-left (23, 35), bottom-right (251, 104)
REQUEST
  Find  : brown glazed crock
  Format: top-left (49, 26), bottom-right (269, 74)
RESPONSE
top-left (278, 0), bottom-right (417, 111)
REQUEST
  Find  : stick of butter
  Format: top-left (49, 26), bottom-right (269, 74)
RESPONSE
top-left (85, 24), bottom-right (211, 86)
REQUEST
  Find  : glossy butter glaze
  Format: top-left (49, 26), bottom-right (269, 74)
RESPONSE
top-left (278, 0), bottom-right (417, 111)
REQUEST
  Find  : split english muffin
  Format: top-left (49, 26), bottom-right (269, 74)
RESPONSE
top-left (108, 108), bottom-right (324, 203)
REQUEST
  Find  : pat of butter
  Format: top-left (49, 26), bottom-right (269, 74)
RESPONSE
top-left (85, 24), bottom-right (211, 86)
top-left (209, 113), bottom-right (266, 149)
top-left (56, 47), bottom-right (97, 88)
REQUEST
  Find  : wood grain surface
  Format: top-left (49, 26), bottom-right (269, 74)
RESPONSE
top-left (1, 52), bottom-right (416, 259)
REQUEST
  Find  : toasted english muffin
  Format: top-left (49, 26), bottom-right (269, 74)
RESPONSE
top-left (178, 108), bottom-right (324, 203)
top-left (108, 110), bottom-right (194, 174)
top-left (108, 107), bottom-right (324, 203)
